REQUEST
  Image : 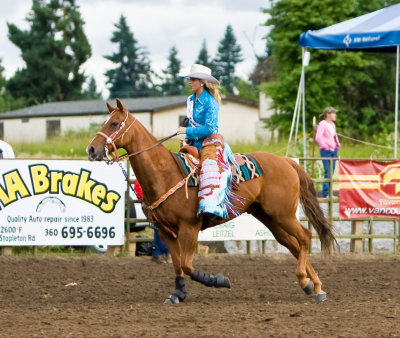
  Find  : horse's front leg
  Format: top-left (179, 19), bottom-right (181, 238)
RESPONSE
top-left (178, 224), bottom-right (231, 289)
top-left (157, 228), bottom-right (187, 304)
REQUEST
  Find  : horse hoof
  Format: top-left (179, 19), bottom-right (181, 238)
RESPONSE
top-left (164, 295), bottom-right (180, 305)
top-left (314, 293), bottom-right (327, 303)
top-left (215, 273), bottom-right (231, 288)
top-left (302, 280), bottom-right (314, 295)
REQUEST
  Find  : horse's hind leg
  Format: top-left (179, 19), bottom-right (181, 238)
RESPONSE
top-left (269, 225), bottom-right (324, 296)
top-left (249, 206), bottom-right (326, 300)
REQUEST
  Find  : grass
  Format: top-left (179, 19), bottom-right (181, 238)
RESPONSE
top-left (12, 126), bottom-right (396, 160)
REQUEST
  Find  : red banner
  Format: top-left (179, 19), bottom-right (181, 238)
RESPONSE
top-left (339, 160), bottom-right (400, 219)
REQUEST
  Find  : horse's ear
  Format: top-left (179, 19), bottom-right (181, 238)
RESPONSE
top-left (116, 98), bottom-right (124, 111)
top-left (106, 102), bottom-right (113, 114)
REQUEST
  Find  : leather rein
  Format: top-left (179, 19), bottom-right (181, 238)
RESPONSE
top-left (95, 110), bottom-right (196, 211)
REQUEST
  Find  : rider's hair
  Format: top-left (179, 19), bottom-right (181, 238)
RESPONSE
top-left (202, 81), bottom-right (221, 104)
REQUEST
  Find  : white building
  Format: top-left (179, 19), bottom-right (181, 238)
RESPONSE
top-left (0, 95), bottom-right (271, 144)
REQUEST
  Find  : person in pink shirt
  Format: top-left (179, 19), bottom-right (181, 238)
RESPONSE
top-left (315, 107), bottom-right (340, 197)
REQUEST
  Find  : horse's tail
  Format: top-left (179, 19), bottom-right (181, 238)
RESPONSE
top-left (286, 158), bottom-right (338, 257)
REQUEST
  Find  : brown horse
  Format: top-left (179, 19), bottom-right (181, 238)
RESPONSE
top-left (87, 98), bottom-right (337, 304)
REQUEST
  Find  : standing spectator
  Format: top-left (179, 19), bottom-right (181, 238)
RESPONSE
top-left (315, 107), bottom-right (340, 197)
top-left (0, 139), bottom-right (15, 159)
top-left (133, 179), bottom-right (171, 263)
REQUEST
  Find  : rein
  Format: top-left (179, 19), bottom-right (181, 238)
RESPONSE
top-left (118, 132), bottom-right (178, 162)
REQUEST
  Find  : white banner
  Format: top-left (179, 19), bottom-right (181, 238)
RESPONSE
top-left (0, 160), bottom-right (126, 246)
top-left (198, 213), bottom-right (275, 241)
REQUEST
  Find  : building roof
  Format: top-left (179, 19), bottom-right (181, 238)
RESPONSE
top-left (0, 96), bottom-right (187, 119)
top-left (0, 94), bottom-right (258, 120)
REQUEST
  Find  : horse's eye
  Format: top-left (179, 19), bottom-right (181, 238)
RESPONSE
top-left (111, 122), bottom-right (119, 128)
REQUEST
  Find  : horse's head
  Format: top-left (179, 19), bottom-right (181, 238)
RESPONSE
top-left (86, 98), bottom-right (133, 161)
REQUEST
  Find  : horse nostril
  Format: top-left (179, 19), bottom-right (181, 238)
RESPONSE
top-left (87, 146), bottom-right (96, 159)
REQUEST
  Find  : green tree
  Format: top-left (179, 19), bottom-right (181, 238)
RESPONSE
top-left (104, 15), bottom-right (154, 98)
top-left (161, 46), bottom-right (185, 96)
top-left (213, 25), bottom-right (243, 93)
top-left (235, 78), bottom-right (259, 102)
top-left (264, 0), bottom-right (400, 137)
top-left (195, 40), bottom-right (211, 67)
top-left (0, 60), bottom-right (11, 112)
top-left (7, 0), bottom-right (91, 105)
top-left (81, 76), bottom-right (102, 99)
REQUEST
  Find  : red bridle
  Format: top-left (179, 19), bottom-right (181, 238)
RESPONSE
top-left (95, 109), bottom-right (136, 162)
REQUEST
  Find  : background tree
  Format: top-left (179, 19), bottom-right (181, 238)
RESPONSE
top-left (81, 76), bottom-right (102, 100)
top-left (263, 0), bottom-right (400, 138)
top-left (212, 25), bottom-right (243, 93)
top-left (104, 15), bottom-right (155, 98)
top-left (6, 0), bottom-right (91, 105)
top-left (0, 59), bottom-right (14, 112)
top-left (195, 40), bottom-right (211, 67)
top-left (161, 46), bottom-right (185, 96)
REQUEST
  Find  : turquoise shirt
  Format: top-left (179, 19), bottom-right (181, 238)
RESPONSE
top-left (185, 90), bottom-right (219, 152)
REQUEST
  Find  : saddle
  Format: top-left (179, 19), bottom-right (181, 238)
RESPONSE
top-left (179, 134), bottom-right (246, 166)
top-left (173, 151), bottom-right (263, 189)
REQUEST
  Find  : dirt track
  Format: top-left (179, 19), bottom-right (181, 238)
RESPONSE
top-left (1, 254), bottom-right (400, 337)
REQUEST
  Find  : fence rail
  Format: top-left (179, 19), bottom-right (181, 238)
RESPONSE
top-left (124, 157), bottom-right (400, 255)
top-left (1, 157), bottom-right (399, 256)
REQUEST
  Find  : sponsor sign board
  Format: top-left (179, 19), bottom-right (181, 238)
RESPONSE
top-left (339, 160), bottom-right (400, 219)
top-left (198, 213), bottom-right (274, 241)
top-left (0, 160), bottom-right (125, 246)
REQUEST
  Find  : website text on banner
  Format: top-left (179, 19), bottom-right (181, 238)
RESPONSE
top-left (339, 160), bottom-right (400, 219)
top-left (0, 160), bottom-right (126, 246)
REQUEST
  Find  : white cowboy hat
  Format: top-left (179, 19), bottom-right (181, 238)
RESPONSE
top-left (179, 64), bottom-right (219, 84)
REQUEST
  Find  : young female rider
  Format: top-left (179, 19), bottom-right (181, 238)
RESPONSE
top-left (177, 64), bottom-right (237, 228)
top-left (177, 64), bottom-right (221, 154)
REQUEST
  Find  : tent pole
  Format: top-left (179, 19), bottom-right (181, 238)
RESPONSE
top-left (302, 48), bottom-right (307, 158)
top-left (295, 91), bottom-right (301, 144)
top-left (395, 45), bottom-right (399, 158)
top-left (287, 72), bottom-right (303, 156)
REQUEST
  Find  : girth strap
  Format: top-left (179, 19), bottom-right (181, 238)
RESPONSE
top-left (145, 167), bottom-right (197, 211)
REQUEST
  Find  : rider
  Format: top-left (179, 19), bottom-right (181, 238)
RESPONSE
top-left (177, 64), bottom-right (237, 228)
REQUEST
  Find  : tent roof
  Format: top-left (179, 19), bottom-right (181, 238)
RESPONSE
top-left (299, 3), bottom-right (400, 51)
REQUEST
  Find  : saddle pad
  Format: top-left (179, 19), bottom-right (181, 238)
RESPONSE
top-left (232, 154), bottom-right (263, 185)
top-left (173, 153), bottom-right (262, 187)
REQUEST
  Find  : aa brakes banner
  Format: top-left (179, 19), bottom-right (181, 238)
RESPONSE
top-left (339, 160), bottom-right (400, 219)
top-left (0, 160), bottom-right (126, 246)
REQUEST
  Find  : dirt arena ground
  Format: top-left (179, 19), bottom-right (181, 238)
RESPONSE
top-left (1, 254), bottom-right (400, 337)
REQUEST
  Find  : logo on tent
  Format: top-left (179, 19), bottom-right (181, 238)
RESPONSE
top-left (343, 34), bottom-right (352, 47)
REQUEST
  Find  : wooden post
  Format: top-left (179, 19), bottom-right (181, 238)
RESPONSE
top-left (0, 247), bottom-right (13, 256)
top-left (368, 221), bottom-right (373, 253)
top-left (350, 220), bottom-right (363, 253)
top-left (106, 246), bottom-right (121, 256)
top-left (128, 232), bottom-right (136, 256)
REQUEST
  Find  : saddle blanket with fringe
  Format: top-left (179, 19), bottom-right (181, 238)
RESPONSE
top-left (173, 152), bottom-right (263, 188)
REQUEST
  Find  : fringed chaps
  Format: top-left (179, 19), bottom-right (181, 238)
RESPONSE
top-left (197, 135), bottom-right (239, 219)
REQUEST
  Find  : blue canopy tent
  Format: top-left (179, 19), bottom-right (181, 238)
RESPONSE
top-left (291, 3), bottom-right (400, 156)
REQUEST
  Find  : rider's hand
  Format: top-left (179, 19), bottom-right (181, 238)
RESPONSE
top-left (177, 127), bottom-right (187, 135)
